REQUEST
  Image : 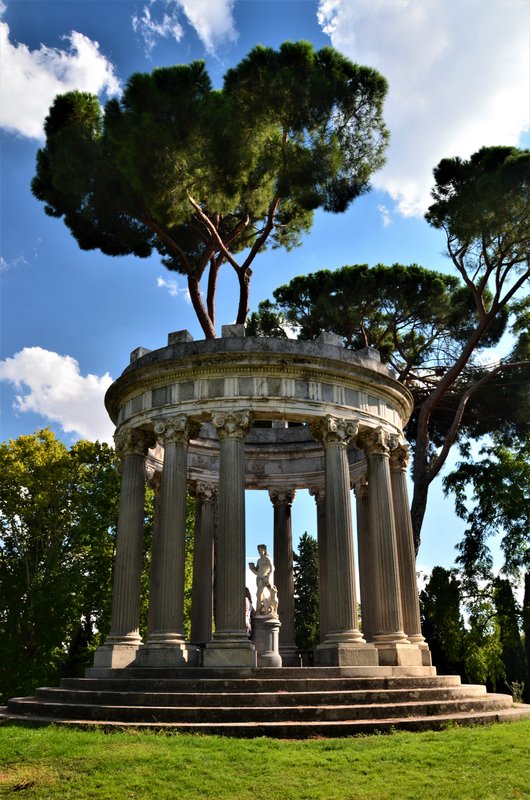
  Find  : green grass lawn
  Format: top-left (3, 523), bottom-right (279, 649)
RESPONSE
top-left (0, 720), bottom-right (529, 800)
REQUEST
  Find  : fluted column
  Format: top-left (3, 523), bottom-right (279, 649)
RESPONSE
top-left (147, 417), bottom-right (196, 641)
top-left (309, 485), bottom-right (327, 643)
top-left (203, 411), bottom-right (256, 667)
top-left (93, 427), bottom-right (154, 669)
top-left (145, 467), bottom-right (162, 639)
top-left (353, 476), bottom-right (375, 642)
top-left (137, 416), bottom-right (200, 666)
top-left (311, 416), bottom-right (377, 667)
top-left (359, 427), bottom-right (421, 667)
top-left (190, 481), bottom-right (217, 645)
top-left (269, 487), bottom-right (298, 665)
top-left (389, 444), bottom-right (431, 665)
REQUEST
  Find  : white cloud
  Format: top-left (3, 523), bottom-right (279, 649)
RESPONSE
top-left (132, 0), bottom-right (184, 54)
top-left (0, 347), bottom-right (114, 443)
top-left (0, 254), bottom-right (27, 272)
top-left (157, 275), bottom-right (191, 303)
top-left (132, 0), bottom-right (237, 56)
top-left (176, 0), bottom-right (237, 55)
top-left (0, 20), bottom-right (120, 139)
top-left (377, 204), bottom-right (392, 228)
top-left (318, 0), bottom-right (530, 216)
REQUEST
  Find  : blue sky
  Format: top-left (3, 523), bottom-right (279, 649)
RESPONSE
top-left (1, 0), bottom-right (529, 580)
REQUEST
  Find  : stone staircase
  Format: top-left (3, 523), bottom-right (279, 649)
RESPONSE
top-left (2, 668), bottom-right (529, 737)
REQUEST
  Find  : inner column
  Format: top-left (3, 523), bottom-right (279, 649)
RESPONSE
top-left (311, 415), bottom-right (378, 667)
top-left (389, 444), bottom-right (431, 666)
top-left (309, 485), bottom-right (328, 644)
top-left (269, 487), bottom-right (299, 666)
top-left (190, 481), bottom-right (217, 646)
top-left (203, 411), bottom-right (256, 667)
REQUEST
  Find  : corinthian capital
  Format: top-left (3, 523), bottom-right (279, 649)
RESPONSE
top-left (309, 485), bottom-right (326, 505)
top-left (212, 410), bottom-right (251, 440)
top-left (114, 426), bottom-right (155, 458)
top-left (351, 475), bottom-right (369, 498)
top-left (310, 415), bottom-right (358, 446)
top-left (269, 487), bottom-right (296, 507)
top-left (145, 465), bottom-right (162, 494)
top-left (154, 415), bottom-right (200, 444)
top-left (389, 443), bottom-right (410, 471)
top-left (358, 426), bottom-right (399, 457)
top-left (193, 481), bottom-right (218, 503)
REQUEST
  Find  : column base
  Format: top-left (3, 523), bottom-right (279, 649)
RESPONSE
top-left (315, 641), bottom-right (378, 667)
top-left (203, 638), bottom-right (257, 668)
top-left (92, 643), bottom-right (140, 669)
top-left (252, 616), bottom-right (282, 668)
top-left (279, 645), bottom-right (302, 667)
top-left (406, 636), bottom-right (433, 666)
top-left (419, 643), bottom-right (433, 666)
top-left (375, 642), bottom-right (423, 667)
top-left (134, 642), bottom-right (201, 667)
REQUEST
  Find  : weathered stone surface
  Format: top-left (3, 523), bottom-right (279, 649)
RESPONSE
top-left (168, 330), bottom-right (194, 345)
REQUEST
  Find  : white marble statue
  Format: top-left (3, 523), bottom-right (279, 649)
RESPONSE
top-left (249, 544), bottom-right (279, 617)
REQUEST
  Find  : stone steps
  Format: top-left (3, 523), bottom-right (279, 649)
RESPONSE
top-left (63, 673), bottom-right (463, 693)
top-left (2, 707), bottom-right (529, 738)
top-left (2, 669), bottom-right (529, 736)
top-left (7, 695), bottom-right (513, 723)
top-left (33, 684), bottom-right (487, 707)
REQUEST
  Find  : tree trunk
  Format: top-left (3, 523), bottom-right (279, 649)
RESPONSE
top-left (187, 275), bottom-right (216, 338)
top-left (235, 267), bottom-right (252, 325)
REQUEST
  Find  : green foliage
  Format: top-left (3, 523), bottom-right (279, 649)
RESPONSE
top-left (0, 430), bottom-right (197, 701)
top-left (245, 300), bottom-right (289, 339)
top-left (443, 432), bottom-right (530, 582)
top-left (32, 42), bottom-right (389, 337)
top-left (293, 532), bottom-right (319, 651)
top-left (493, 577), bottom-right (527, 690)
top-left (268, 262), bottom-right (502, 373)
top-left (420, 567), bottom-right (466, 676)
top-left (0, 430), bottom-right (120, 700)
top-left (426, 147), bottom-right (530, 290)
top-left (462, 597), bottom-right (505, 689)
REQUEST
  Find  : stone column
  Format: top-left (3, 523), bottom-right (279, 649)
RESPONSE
top-left (353, 476), bottom-right (375, 643)
top-left (269, 487), bottom-right (299, 666)
top-left (138, 415), bottom-right (200, 666)
top-left (203, 411), bottom-right (256, 667)
top-left (190, 481), bottom-right (217, 646)
top-left (93, 427), bottom-right (154, 669)
top-left (310, 416), bottom-right (377, 667)
top-left (359, 427), bottom-right (421, 667)
top-left (309, 485), bottom-right (328, 644)
top-left (389, 444), bottom-right (431, 666)
top-left (145, 467), bottom-right (162, 639)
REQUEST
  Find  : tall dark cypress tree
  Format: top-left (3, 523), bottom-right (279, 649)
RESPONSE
top-left (293, 532), bottom-right (319, 652)
top-left (493, 577), bottom-right (528, 694)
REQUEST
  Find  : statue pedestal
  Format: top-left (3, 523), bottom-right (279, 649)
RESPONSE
top-left (252, 616), bottom-right (282, 667)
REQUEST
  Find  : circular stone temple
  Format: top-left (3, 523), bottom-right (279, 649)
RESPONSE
top-left (91, 325), bottom-right (433, 674)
